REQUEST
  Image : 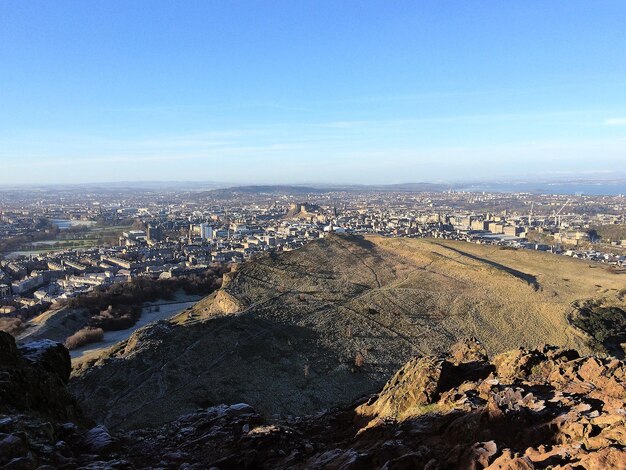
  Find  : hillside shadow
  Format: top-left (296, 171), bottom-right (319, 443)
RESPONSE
top-left (341, 234), bottom-right (378, 251)
top-left (71, 310), bottom-right (392, 431)
top-left (434, 243), bottom-right (540, 290)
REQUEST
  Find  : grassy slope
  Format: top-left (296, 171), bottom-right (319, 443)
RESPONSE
top-left (189, 235), bottom-right (624, 355)
top-left (369, 237), bottom-right (625, 354)
top-left (71, 235), bottom-right (626, 430)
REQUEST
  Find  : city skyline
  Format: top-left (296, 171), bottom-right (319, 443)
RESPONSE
top-left (1, 1), bottom-right (626, 184)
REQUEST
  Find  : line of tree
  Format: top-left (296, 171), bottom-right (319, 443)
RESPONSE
top-left (589, 225), bottom-right (626, 243)
top-left (0, 220), bottom-right (60, 253)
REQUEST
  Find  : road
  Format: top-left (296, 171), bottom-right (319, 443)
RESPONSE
top-left (70, 299), bottom-right (199, 360)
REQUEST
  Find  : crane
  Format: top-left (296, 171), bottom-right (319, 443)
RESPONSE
top-left (554, 198), bottom-right (572, 227)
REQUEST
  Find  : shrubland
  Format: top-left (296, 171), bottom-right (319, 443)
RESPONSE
top-left (65, 327), bottom-right (104, 350)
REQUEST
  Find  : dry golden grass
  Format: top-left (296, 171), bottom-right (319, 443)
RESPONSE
top-left (194, 234), bottom-right (626, 356)
top-left (71, 234), bottom-right (626, 430)
top-left (367, 236), bottom-right (626, 354)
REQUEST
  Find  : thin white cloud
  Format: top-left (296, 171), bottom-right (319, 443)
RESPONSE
top-left (0, 141), bottom-right (306, 170)
top-left (320, 109), bottom-right (614, 130)
top-left (0, 154), bottom-right (196, 169)
top-left (604, 117), bottom-right (626, 126)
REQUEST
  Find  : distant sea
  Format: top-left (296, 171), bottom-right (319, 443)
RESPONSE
top-left (457, 182), bottom-right (626, 196)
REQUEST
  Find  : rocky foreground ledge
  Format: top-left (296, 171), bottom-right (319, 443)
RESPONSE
top-left (1, 332), bottom-right (625, 469)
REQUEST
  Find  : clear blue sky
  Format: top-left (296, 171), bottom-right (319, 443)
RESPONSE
top-left (1, 1), bottom-right (625, 185)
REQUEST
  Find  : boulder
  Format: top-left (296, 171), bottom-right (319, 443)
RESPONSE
top-left (84, 425), bottom-right (117, 454)
top-left (486, 450), bottom-right (535, 469)
top-left (0, 333), bottom-right (79, 421)
top-left (575, 447), bottom-right (626, 470)
top-left (449, 337), bottom-right (489, 365)
top-left (0, 434), bottom-right (27, 465)
top-left (356, 351), bottom-right (493, 422)
top-left (356, 356), bottom-right (446, 421)
top-left (19, 339), bottom-right (71, 384)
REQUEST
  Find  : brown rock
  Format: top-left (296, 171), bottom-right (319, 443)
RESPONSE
top-left (459, 440), bottom-right (498, 469)
top-left (356, 350), bottom-right (493, 422)
top-left (356, 356), bottom-right (446, 421)
top-left (449, 338), bottom-right (489, 365)
top-left (486, 449), bottom-right (535, 469)
top-left (575, 446), bottom-right (626, 470)
top-left (493, 348), bottom-right (549, 383)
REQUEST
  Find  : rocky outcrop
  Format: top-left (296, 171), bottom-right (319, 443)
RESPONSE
top-left (348, 342), bottom-right (626, 469)
top-left (19, 339), bottom-right (72, 383)
top-left (0, 332), bottom-right (79, 422)
top-left (0, 332), bottom-right (85, 468)
top-left (2, 328), bottom-right (626, 468)
top-left (100, 342), bottom-right (626, 468)
top-left (356, 338), bottom-right (494, 421)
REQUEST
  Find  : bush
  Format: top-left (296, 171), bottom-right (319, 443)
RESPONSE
top-left (64, 327), bottom-right (104, 350)
top-left (0, 318), bottom-right (24, 336)
top-left (90, 305), bottom-right (140, 330)
top-left (573, 306), bottom-right (626, 343)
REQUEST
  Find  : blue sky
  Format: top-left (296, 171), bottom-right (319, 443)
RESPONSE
top-left (1, 1), bottom-right (625, 185)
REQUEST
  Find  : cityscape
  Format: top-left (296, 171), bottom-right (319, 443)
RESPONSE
top-left (2, 1), bottom-right (626, 468)
top-left (1, 184), bottom-right (625, 320)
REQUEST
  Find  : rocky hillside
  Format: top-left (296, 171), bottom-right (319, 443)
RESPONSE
top-left (2, 334), bottom-right (626, 469)
top-left (69, 235), bottom-right (626, 430)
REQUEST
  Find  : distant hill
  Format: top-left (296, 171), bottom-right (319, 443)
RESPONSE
top-left (204, 182), bottom-right (449, 196)
top-left (70, 235), bottom-right (626, 430)
top-left (343, 182), bottom-right (448, 192)
top-left (204, 185), bottom-right (327, 197)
